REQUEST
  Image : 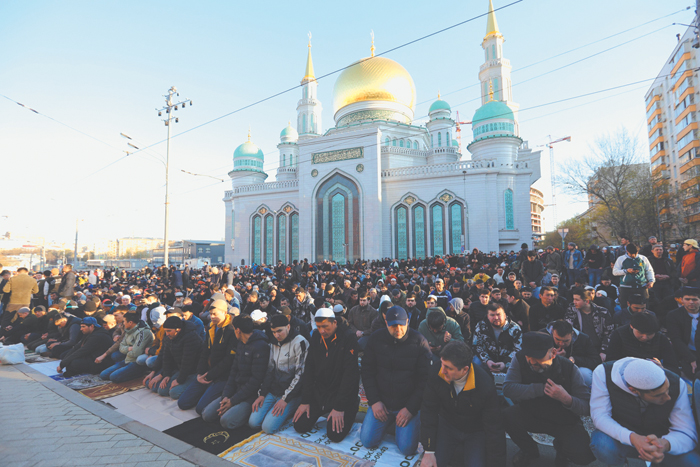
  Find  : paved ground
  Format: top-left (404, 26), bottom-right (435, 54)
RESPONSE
top-left (0, 364), bottom-right (231, 467)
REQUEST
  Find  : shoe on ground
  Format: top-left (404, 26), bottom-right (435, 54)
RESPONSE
top-left (512, 450), bottom-right (539, 467)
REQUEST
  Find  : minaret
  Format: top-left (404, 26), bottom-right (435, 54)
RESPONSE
top-left (297, 33), bottom-right (322, 140)
top-left (479, 0), bottom-right (518, 122)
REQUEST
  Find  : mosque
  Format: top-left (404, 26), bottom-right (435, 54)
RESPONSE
top-left (223, 0), bottom-right (542, 266)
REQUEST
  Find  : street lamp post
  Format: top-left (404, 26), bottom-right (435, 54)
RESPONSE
top-left (155, 87), bottom-right (193, 267)
top-left (74, 218), bottom-right (84, 267)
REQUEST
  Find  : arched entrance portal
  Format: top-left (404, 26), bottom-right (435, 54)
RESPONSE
top-left (315, 173), bottom-right (361, 264)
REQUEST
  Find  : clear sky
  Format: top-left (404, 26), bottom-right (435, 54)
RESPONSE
top-left (0, 0), bottom-right (693, 247)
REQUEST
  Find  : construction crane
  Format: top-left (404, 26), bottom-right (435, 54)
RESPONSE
top-left (547, 135), bottom-right (572, 228)
top-left (454, 111), bottom-right (472, 154)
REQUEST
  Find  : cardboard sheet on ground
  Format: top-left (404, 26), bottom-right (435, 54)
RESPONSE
top-left (220, 432), bottom-right (375, 467)
top-left (230, 418), bottom-right (423, 467)
top-left (29, 360), bottom-right (62, 377)
top-left (103, 388), bottom-right (198, 431)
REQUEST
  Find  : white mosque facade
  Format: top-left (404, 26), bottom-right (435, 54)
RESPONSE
top-left (223, 1), bottom-right (541, 266)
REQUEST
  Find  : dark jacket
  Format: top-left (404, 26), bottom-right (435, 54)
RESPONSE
top-left (520, 258), bottom-right (544, 286)
top-left (663, 306), bottom-right (699, 364)
top-left (508, 299), bottom-right (531, 332)
top-left (57, 315), bottom-right (82, 346)
top-left (60, 326), bottom-right (112, 368)
top-left (161, 320), bottom-right (203, 384)
top-left (223, 330), bottom-right (270, 406)
top-left (300, 324), bottom-right (360, 412)
top-left (420, 363), bottom-right (506, 467)
top-left (196, 315), bottom-right (238, 382)
top-left (57, 271), bottom-right (76, 299)
top-left (544, 323), bottom-right (601, 370)
top-left (606, 325), bottom-right (680, 376)
top-left (528, 301), bottom-right (567, 332)
top-left (361, 328), bottom-right (431, 415)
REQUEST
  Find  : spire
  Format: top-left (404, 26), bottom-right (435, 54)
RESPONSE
top-left (488, 80), bottom-right (494, 101)
top-left (303, 32), bottom-right (315, 81)
top-left (485, 0), bottom-right (501, 40)
top-left (370, 30), bottom-right (375, 57)
top-left (247, 126), bottom-right (252, 142)
top-left (438, 90), bottom-right (441, 100)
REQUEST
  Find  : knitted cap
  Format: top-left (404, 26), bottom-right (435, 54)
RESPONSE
top-left (623, 359), bottom-right (666, 391)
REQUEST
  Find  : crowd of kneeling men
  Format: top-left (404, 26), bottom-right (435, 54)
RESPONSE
top-left (6, 285), bottom-right (700, 467)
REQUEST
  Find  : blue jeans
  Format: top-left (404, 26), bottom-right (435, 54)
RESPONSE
top-left (100, 361), bottom-right (146, 383)
top-left (136, 354), bottom-right (159, 368)
top-left (590, 429), bottom-right (700, 466)
top-left (177, 379), bottom-right (226, 414)
top-left (35, 344), bottom-right (48, 354)
top-left (578, 367), bottom-right (593, 387)
top-left (588, 268), bottom-right (602, 287)
top-left (248, 393), bottom-right (301, 434)
top-left (360, 406), bottom-right (420, 456)
top-left (567, 269), bottom-right (580, 287)
top-left (434, 417), bottom-right (486, 467)
top-left (150, 371), bottom-right (196, 399)
top-left (358, 336), bottom-right (370, 350)
top-left (201, 396), bottom-right (253, 429)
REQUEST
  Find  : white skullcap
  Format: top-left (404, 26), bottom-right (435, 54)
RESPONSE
top-left (597, 290), bottom-right (608, 297)
top-left (379, 295), bottom-right (392, 305)
top-left (250, 310), bottom-right (267, 322)
top-left (623, 359), bottom-right (666, 391)
top-left (333, 304), bottom-right (345, 314)
top-left (314, 308), bottom-right (335, 319)
top-left (151, 306), bottom-right (167, 328)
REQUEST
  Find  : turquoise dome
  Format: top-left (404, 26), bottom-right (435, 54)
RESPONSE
top-left (233, 140), bottom-right (264, 160)
top-left (472, 100), bottom-right (514, 124)
top-left (452, 139), bottom-right (459, 147)
top-left (429, 99), bottom-right (451, 113)
top-left (280, 124), bottom-right (298, 140)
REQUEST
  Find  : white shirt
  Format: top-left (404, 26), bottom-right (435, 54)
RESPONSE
top-left (590, 358), bottom-right (697, 456)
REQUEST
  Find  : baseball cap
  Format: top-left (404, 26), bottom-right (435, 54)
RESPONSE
top-left (385, 306), bottom-right (408, 326)
top-left (81, 317), bottom-right (100, 327)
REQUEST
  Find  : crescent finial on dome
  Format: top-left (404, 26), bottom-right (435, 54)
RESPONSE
top-left (370, 30), bottom-right (375, 57)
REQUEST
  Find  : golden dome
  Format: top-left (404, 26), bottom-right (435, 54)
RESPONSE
top-left (332, 56), bottom-right (416, 115)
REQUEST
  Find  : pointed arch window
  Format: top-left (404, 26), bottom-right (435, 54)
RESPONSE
top-left (413, 205), bottom-right (426, 258)
top-left (265, 215), bottom-right (274, 264)
top-left (492, 44), bottom-right (496, 60)
top-left (505, 189), bottom-right (515, 230)
top-left (399, 139), bottom-right (404, 148)
top-left (396, 206), bottom-right (408, 259)
top-left (282, 154), bottom-right (286, 167)
top-left (301, 115), bottom-right (307, 133)
top-left (290, 212), bottom-right (299, 261)
top-left (413, 141), bottom-right (418, 150)
top-left (446, 132), bottom-right (450, 146)
top-left (278, 214), bottom-right (287, 264)
top-left (392, 138), bottom-right (397, 146)
top-left (431, 134), bottom-right (434, 148)
top-left (385, 136), bottom-right (390, 146)
top-left (311, 114), bottom-right (316, 133)
top-left (252, 215), bottom-right (261, 264)
top-left (449, 202), bottom-right (463, 254)
top-left (431, 204), bottom-right (444, 256)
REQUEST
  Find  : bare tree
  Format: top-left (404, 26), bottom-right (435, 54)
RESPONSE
top-left (560, 128), bottom-right (658, 245)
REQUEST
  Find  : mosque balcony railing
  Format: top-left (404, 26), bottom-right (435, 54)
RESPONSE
top-left (479, 58), bottom-right (510, 71)
top-left (381, 158), bottom-right (531, 179)
top-left (380, 146), bottom-right (429, 157)
top-left (430, 147), bottom-right (459, 156)
top-left (277, 166), bottom-right (298, 176)
top-left (227, 179), bottom-right (299, 195)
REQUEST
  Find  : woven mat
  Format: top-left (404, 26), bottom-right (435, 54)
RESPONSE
top-left (60, 374), bottom-right (112, 390)
top-left (220, 432), bottom-right (374, 467)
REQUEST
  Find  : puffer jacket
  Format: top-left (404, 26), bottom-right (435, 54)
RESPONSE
top-left (300, 323), bottom-right (360, 412)
top-left (160, 320), bottom-right (203, 384)
top-left (119, 321), bottom-right (154, 363)
top-left (473, 318), bottom-right (522, 367)
top-left (260, 329), bottom-right (308, 401)
top-left (347, 304), bottom-right (378, 335)
top-left (564, 303), bottom-right (614, 352)
top-left (197, 314), bottom-right (238, 382)
top-left (361, 327), bottom-right (431, 414)
top-left (223, 330), bottom-right (270, 405)
top-left (60, 326), bottom-right (113, 369)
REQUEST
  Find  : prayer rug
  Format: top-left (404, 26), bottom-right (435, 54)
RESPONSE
top-left (164, 417), bottom-right (259, 455)
top-left (271, 418), bottom-right (423, 467)
top-left (61, 374), bottom-right (111, 390)
top-left (219, 432), bottom-right (374, 467)
top-left (79, 383), bottom-right (130, 400)
top-left (103, 388), bottom-right (198, 431)
top-left (117, 376), bottom-right (145, 391)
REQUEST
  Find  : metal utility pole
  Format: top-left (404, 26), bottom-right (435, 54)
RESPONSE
top-left (74, 218), bottom-right (83, 266)
top-left (547, 135), bottom-right (572, 228)
top-left (156, 87), bottom-right (193, 267)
